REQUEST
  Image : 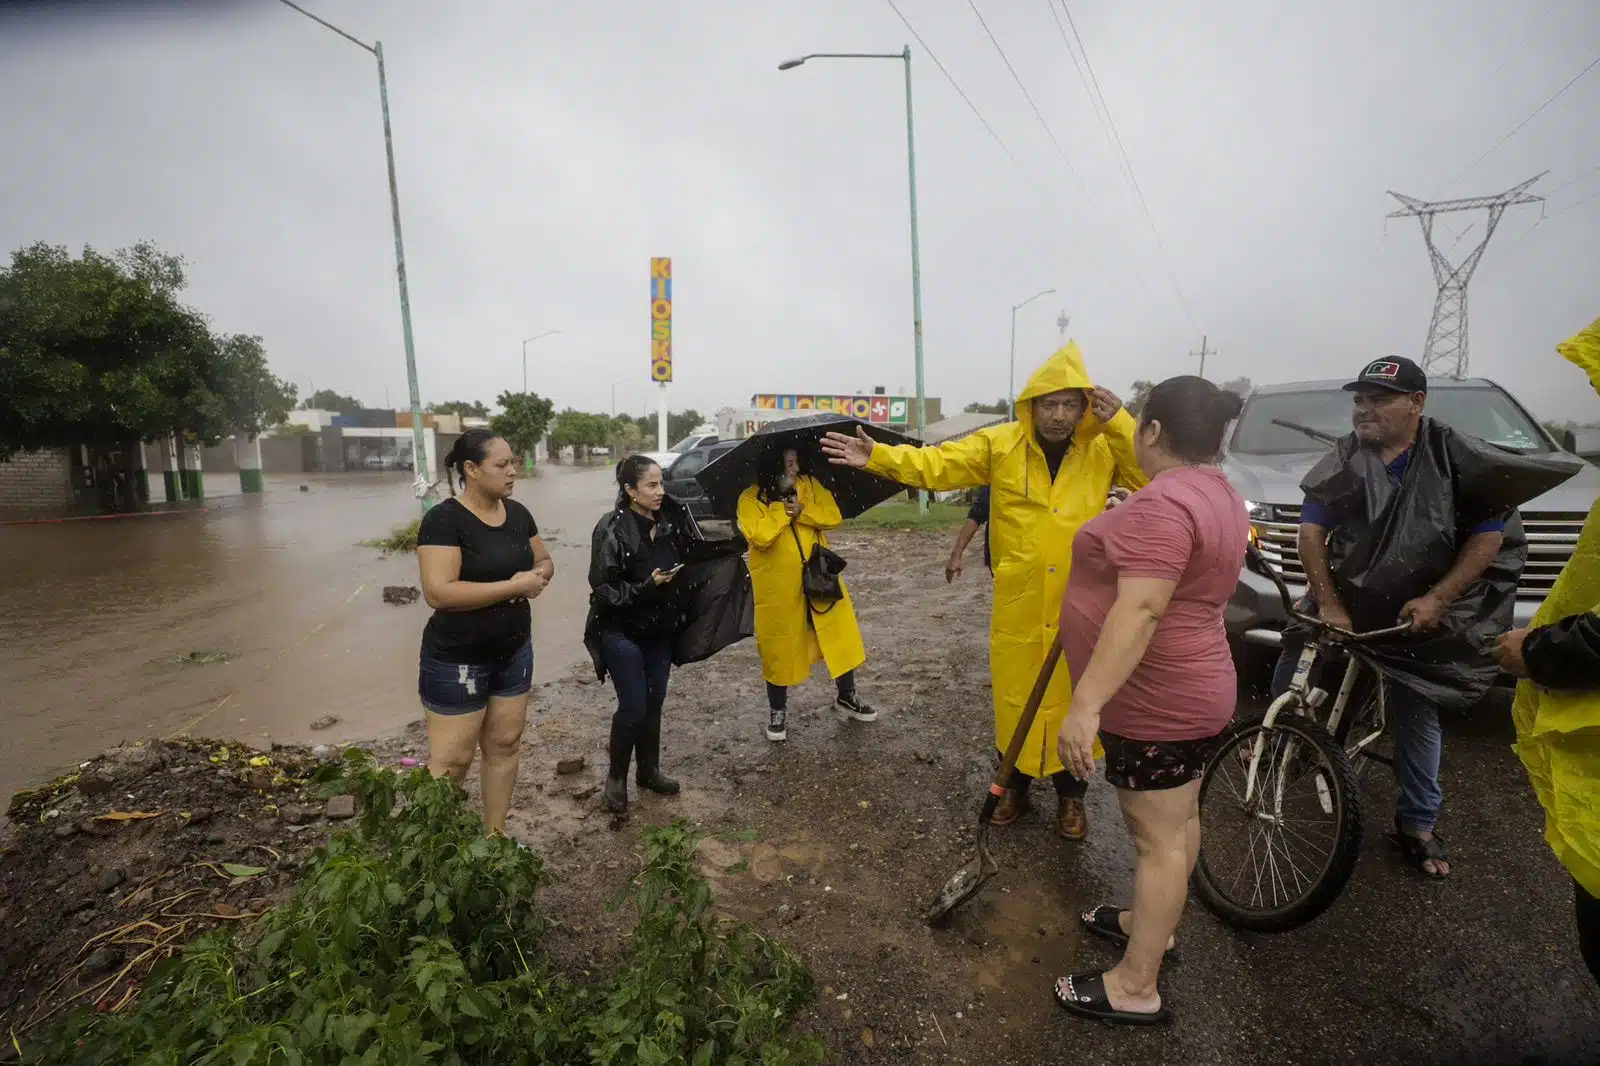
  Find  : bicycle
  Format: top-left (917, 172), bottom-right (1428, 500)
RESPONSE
top-left (1191, 545), bottom-right (1412, 932)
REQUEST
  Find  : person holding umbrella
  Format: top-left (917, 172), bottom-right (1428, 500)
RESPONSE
top-left (822, 342), bottom-right (1145, 841)
top-left (738, 444), bottom-right (875, 743)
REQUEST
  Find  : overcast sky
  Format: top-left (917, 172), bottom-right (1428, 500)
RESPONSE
top-left (3, 0), bottom-right (1597, 424)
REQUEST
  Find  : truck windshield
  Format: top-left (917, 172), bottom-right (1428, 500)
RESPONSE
top-left (668, 435), bottom-right (701, 454)
top-left (1231, 386), bottom-right (1551, 455)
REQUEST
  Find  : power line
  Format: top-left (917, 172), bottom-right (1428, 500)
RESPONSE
top-left (1051, 0), bottom-right (1199, 332)
top-left (964, 0), bottom-right (1095, 203)
top-left (1444, 50), bottom-right (1600, 190)
top-left (882, 0), bottom-right (1031, 185)
top-left (1544, 163), bottom-right (1600, 198)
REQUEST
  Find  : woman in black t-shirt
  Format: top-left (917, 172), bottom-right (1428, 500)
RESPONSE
top-left (587, 456), bottom-right (693, 812)
top-left (416, 428), bottom-right (554, 835)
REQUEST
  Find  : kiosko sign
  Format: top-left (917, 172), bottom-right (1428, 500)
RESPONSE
top-left (751, 394), bottom-right (910, 425)
top-left (650, 257), bottom-right (672, 383)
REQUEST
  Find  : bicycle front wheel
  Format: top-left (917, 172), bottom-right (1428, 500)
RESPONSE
top-left (1192, 711), bottom-right (1364, 933)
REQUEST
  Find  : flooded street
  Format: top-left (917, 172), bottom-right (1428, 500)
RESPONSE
top-left (0, 465), bottom-right (614, 798)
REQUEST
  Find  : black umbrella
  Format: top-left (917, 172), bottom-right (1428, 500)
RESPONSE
top-left (693, 413), bottom-right (922, 521)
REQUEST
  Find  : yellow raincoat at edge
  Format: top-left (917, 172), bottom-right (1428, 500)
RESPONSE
top-left (1513, 315), bottom-right (1600, 898)
top-left (865, 342), bottom-right (1147, 778)
top-left (739, 477), bottom-right (868, 688)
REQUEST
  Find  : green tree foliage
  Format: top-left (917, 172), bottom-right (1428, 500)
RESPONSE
top-left (0, 241), bottom-right (295, 461)
top-left (303, 389), bottom-right (365, 414)
top-left (1127, 379), bottom-right (1157, 416)
top-left (550, 409), bottom-right (614, 450)
top-left (24, 752), bottom-right (823, 1065)
top-left (1219, 376), bottom-right (1253, 396)
top-left (428, 400), bottom-right (490, 419)
top-left (963, 399), bottom-right (1010, 415)
top-left (629, 409), bottom-right (705, 446)
top-left (488, 390), bottom-right (555, 460)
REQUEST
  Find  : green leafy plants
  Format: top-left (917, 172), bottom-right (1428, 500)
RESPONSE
top-left (25, 751), bottom-right (822, 1065)
top-left (363, 518), bottom-right (421, 554)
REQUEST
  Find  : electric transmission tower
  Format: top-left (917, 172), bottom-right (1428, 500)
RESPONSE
top-left (1385, 173), bottom-right (1545, 378)
top-left (1057, 311), bottom-right (1071, 339)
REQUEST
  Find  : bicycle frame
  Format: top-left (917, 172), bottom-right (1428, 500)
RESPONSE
top-left (1241, 544), bottom-right (1406, 805)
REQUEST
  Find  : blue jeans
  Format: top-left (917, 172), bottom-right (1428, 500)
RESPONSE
top-left (418, 640), bottom-right (534, 715)
top-left (599, 630), bottom-right (673, 730)
top-left (1271, 648), bottom-right (1443, 834)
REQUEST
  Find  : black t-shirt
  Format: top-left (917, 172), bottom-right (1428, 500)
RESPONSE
top-left (418, 497), bottom-right (538, 663)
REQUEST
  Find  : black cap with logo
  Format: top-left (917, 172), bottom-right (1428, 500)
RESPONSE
top-left (1343, 356), bottom-right (1428, 395)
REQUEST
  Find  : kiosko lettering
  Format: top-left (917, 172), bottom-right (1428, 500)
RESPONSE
top-left (650, 257), bottom-right (673, 383)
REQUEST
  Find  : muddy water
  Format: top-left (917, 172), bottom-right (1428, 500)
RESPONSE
top-left (0, 466), bottom-right (614, 798)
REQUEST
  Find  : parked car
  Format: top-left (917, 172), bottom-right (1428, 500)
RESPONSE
top-left (1222, 375), bottom-right (1600, 659)
top-left (662, 440), bottom-right (739, 521)
top-left (644, 427), bottom-right (719, 470)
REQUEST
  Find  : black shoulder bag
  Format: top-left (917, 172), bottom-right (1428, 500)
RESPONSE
top-left (789, 520), bottom-right (846, 615)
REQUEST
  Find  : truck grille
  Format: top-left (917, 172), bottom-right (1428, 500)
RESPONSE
top-left (1254, 506), bottom-right (1585, 599)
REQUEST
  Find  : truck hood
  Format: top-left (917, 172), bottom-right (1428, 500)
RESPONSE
top-left (1221, 448), bottom-right (1600, 515)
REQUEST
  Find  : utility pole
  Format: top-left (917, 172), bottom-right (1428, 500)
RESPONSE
top-left (1190, 335), bottom-right (1214, 379)
top-left (1386, 174), bottom-right (1545, 378)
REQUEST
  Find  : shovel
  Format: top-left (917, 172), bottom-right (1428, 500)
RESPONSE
top-left (924, 641), bottom-right (1063, 924)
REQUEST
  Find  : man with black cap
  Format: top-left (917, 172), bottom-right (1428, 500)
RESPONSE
top-left (1271, 356), bottom-right (1507, 879)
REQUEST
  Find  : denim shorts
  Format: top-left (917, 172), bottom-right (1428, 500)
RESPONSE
top-left (418, 641), bottom-right (534, 715)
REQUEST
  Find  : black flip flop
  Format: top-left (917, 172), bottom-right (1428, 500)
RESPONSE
top-left (1080, 905), bottom-right (1177, 955)
top-left (1387, 817), bottom-right (1451, 879)
top-left (1053, 972), bottom-right (1170, 1027)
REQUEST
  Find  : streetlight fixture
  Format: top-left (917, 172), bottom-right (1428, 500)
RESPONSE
top-left (276, 0), bottom-right (428, 512)
top-left (1008, 289), bottom-right (1056, 421)
top-left (521, 330), bottom-right (561, 395)
top-left (780, 46), bottom-right (928, 513)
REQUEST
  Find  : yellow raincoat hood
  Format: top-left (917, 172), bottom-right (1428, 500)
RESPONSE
top-left (1014, 341), bottom-right (1108, 447)
top-left (861, 340), bottom-right (1147, 778)
top-left (1513, 315), bottom-right (1600, 897)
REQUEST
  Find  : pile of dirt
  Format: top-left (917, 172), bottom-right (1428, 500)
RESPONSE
top-left (0, 737), bottom-right (394, 1043)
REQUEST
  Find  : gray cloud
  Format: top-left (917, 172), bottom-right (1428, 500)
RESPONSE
top-left (3, 0), bottom-right (1596, 421)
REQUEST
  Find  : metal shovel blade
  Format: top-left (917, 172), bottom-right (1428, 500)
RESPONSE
top-left (923, 825), bottom-right (1000, 924)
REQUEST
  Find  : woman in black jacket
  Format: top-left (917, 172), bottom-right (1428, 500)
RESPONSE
top-left (587, 455), bottom-right (698, 812)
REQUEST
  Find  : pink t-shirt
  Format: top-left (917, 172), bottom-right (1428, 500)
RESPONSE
top-left (1060, 466), bottom-right (1249, 741)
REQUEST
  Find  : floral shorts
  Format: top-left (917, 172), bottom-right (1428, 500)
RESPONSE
top-left (1099, 730), bottom-right (1224, 792)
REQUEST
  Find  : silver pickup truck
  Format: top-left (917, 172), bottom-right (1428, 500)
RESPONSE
top-left (1222, 376), bottom-right (1600, 657)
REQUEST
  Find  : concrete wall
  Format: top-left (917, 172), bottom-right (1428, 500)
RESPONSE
top-left (0, 448), bottom-right (74, 510)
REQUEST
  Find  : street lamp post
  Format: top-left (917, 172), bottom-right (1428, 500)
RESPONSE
top-left (521, 330), bottom-right (561, 395)
top-left (779, 46), bottom-right (928, 514)
top-left (518, 330), bottom-right (560, 472)
top-left (276, 0), bottom-right (429, 512)
top-left (1008, 289), bottom-right (1055, 421)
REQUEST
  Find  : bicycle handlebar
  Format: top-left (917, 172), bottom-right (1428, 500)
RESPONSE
top-left (1245, 542), bottom-right (1414, 644)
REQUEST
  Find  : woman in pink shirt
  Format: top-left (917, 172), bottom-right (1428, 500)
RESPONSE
top-left (1051, 376), bottom-right (1249, 1026)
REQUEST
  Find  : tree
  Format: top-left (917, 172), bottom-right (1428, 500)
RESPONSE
top-left (0, 240), bottom-right (294, 462)
top-left (489, 390), bottom-right (555, 461)
top-left (303, 389), bottom-right (364, 414)
top-left (964, 399), bottom-right (1010, 415)
top-left (428, 400), bottom-right (489, 419)
top-left (550, 409), bottom-right (613, 451)
top-left (1126, 379), bottom-right (1157, 416)
top-left (1220, 376), bottom-right (1253, 397)
top-left (630, 409), bottom-right (705, 447)
top-left (214, 334), bottom-right (297, 438)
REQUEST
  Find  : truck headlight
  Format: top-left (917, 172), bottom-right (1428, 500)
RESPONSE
top-left (1242, 499), bottom-right (1273, 523)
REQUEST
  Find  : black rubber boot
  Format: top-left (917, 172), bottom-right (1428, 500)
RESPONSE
top-left (604, 720), bottom-right (635, 812)
top-left (635, 714), bottom-right (680, 795)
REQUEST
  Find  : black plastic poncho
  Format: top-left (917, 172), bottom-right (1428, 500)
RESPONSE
top-left (1295, 417), bottom-right (1580, 710)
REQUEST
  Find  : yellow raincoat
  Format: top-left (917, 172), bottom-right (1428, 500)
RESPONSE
top-left (739, 477), bottom-right (868, 688)
top-left (1513, 315), bottom-right (1600, 898)
top-left (864, 342), bottom-right (1146, 777)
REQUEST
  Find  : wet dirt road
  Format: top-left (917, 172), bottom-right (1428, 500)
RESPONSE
top-left (0, 466), bottom-right (613, 799)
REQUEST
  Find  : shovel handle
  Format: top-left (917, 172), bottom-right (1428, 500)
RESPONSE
top-left (981, 641), bottom-right (1064, 822)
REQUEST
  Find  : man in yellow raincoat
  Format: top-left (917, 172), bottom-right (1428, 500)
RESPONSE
top-left (823, 342), bottom-right (1145, 839)
top-left (1494, 314), bottom-right (1600, 986)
